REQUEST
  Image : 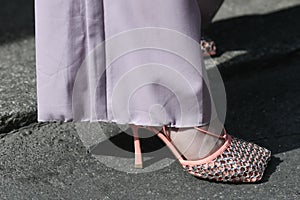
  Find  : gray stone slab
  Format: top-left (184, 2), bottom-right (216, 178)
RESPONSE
top-left (0, 124), bottom-right (298, 199)
top-left (0, 37), bottom-right (36, 135)
top-left (213, 0), bottom-right (300, 21)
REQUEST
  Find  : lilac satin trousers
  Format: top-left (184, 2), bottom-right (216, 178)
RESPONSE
top-left (35, 0), bottom-right (222, 127)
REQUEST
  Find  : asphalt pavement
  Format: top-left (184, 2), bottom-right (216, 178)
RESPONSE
top-left (0, 1), bottom-right (299, 199)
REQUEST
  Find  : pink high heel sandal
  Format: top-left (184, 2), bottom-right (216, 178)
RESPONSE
top-left (129, 124), bottom-right (271, 183)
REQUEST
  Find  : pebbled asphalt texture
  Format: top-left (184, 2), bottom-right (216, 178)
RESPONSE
top-left (0, 0), bottom-right (299, 199)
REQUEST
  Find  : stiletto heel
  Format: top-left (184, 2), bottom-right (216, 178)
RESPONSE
top-left (129, 124), bottom-right (271, 183)
top-left (130, 124), bottom-right (143, 168)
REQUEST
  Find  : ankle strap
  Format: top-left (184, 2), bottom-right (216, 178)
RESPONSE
top-left (145, 125), bottom-right (171, 139)
top-left (145, 125), bottom-right (227, 140)
top-left (194, 126), bottom-right (227, 139)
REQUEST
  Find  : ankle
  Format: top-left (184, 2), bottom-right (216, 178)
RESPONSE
top-left (167, 125), bottom-right (225, 160)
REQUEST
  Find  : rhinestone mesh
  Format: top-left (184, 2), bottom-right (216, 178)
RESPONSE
top-left (182, 136), bottom-right (271, 183)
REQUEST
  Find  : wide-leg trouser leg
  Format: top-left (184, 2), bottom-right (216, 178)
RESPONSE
top-left (35, 0), bottom-right (217, 127)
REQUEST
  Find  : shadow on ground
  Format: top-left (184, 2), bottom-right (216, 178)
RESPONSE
top-left (222, 52), bottom-right (300, 182)
top-left (207, 5), bottom-right (300, 69)
top-left (90, 52), bottom-right (300, 181)
top-left (0, 0), bottom-right (34, 44)
top-left (1, 1), bottom-right (299, 52)
top-left (1, 1), bottom-right (299, 185)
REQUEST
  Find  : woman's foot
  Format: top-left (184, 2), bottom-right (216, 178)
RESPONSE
top-left (168, 118), bottom-right (225, 160)
top-left (131, 121), bottom-right (271, 182)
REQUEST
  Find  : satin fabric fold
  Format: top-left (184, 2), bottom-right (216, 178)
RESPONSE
top-left (35, 0), bottom-right (216, 127)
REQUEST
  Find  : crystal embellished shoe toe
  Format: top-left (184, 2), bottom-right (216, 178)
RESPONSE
top-left (201, 37), bottom-right (217, 57)
top-left (129, 124), bottom-right (271, 183)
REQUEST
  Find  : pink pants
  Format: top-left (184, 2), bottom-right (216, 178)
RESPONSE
top-left (35, 0), bottom-right (223, 127)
